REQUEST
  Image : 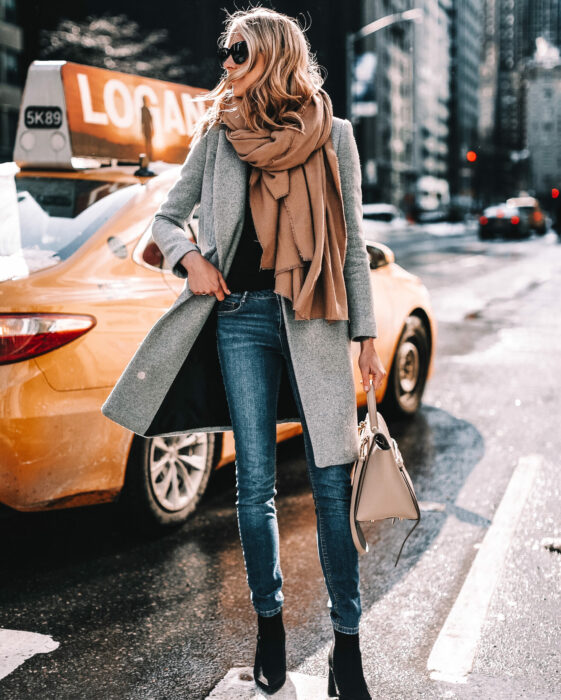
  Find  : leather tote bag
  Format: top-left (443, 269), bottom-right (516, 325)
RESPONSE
top-left (350, 379), bottom-right (421, 566)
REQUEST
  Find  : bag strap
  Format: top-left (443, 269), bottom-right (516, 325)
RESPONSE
top-left (366, 378), bottom-right (379, 429)
top-left (393, 518), bottom-right (421, 567)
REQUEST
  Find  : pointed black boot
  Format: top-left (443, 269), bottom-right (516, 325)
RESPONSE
top-left (327, 629), bottom-right (372, 699)
top-left (253, 609), bottom-right (286, 694)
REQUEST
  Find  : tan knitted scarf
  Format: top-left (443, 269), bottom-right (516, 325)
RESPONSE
top-left (220, 87), bottom-right (349, 322)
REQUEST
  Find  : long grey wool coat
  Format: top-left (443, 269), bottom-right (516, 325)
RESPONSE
top-left (101, 115), bottom-right (378, 468)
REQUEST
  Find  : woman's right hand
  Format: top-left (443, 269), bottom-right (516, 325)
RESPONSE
top-left (180, 251), bottom-right (231, 300)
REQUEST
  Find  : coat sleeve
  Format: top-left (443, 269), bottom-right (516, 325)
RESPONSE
top-left (151, 131), bottom-right (208, 279)
top-left (338, 119), bottom-right (378, 341)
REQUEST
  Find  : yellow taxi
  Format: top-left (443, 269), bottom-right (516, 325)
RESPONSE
top-left (0, 61), bottom-right (437, 529)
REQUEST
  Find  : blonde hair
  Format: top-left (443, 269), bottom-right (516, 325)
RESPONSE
top-left (190, 5), bottom-right (326, 143)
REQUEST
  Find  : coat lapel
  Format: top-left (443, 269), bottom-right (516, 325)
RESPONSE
top-left (213, 128), bottom-right (248, 271)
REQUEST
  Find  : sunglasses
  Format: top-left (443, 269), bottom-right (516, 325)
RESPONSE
top-left (217, 40), bottom-right (249, 65)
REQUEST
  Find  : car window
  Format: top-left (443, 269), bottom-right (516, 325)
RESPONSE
top-left (2, 176), bottom-right (140, 280)
top-left (364, 212), bottom-right (394, 222)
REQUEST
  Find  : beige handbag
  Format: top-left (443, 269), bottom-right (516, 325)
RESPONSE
top-left (350, 379), bottom-right (421, 566)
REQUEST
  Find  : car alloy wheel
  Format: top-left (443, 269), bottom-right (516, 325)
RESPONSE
top-left (396, 339), bottom-right (420, 395)
top-left (381, 315), bottom-right (430, 418)
top-left (120, 431), bottom-right (219, 532)
top-left (148, 434), bottom-right (208, 512)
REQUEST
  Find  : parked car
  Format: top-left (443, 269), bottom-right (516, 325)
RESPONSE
top-left (506, 196), bottom-right (547, 234)
top-left (362, 202), bottom-right (410, 234)
top-left (478, 203), bottom-right (531, 240)
top-left (0, 60), bottom-right (437, 531)
top-left (415, 208), bottom-right (450, 224)
top-left (0, 161), bottom-right (438, 527)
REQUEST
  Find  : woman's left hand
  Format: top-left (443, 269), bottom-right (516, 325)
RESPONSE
top-left (358, 339), bottom-right (387, 392)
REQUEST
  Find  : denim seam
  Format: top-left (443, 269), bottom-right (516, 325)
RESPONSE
top-left (316, 499), bottom-right (344, 626)
top-left (255, 605), bottom-right (283, 617)
top-left (332, 622), bottom-right (360, 634)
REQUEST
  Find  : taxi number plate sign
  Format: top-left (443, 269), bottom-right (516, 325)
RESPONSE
top-left (24, 106), bottom-right (63, 129)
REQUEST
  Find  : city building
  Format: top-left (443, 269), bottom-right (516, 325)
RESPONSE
top-left (477, 0), bottom-right (561, 202)
top-left (525, 44), bottom-right (561, 197)
top-left (448, 0), bottom-right (484, 200)
top-left (0, 0), bottom-right (23, 162)
top-left (411, 0), bottom-right (452, 213)
top-left (351, 0), bottom-right (416, 209)
top-left (522, 0), bottom-right (561, 58)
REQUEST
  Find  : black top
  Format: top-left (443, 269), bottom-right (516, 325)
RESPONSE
top-left (224, 169), bottom-right (374, 342)
top-left (225, 169), bottom-right (276, 292)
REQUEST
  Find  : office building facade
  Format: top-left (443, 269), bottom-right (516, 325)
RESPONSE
top-left (0, 0), bottom-right (22, 162)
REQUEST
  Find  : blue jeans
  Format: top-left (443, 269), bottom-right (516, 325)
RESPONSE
top-left (215, 288), bottom-right (361, 634)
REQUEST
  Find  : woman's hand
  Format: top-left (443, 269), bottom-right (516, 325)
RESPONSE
top-left (358, 339), bottom-right (387, 392)
top-left (181, 251), bottom-right (231, 300)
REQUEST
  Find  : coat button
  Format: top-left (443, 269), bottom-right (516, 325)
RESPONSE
top-left (137, 371), bottom-right (146, 380)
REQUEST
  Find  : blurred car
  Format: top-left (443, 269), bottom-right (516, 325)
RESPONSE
top-left (478, 203), bottom-right (531, 240)
top-left (0, 60), bottom-right (437, 531)
top-left (415, 209), bottom-right (447, 224)
top-left (362, 203), bottom-right (411, 240)
top-left (506, 196), bottom-right (547, 235)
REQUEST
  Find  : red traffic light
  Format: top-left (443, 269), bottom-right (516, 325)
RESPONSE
top-left (466, 150), bottom-right (477, 162)
top-left (552, 188), bottom-right (560, 199)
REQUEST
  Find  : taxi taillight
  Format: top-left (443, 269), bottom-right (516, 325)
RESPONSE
top-left (0, 313), bottom-right (96, 365)
top-left (511, 215), bottom-right (520, 224)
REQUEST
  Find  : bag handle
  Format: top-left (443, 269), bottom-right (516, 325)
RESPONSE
top-left (366, 378), bottom-right (378, 429)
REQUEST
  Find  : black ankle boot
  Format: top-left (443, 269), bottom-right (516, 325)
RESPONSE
top-left (253, 610), bottom-right (286, 694)
top-left (327, 629), bottom-right (371, 699)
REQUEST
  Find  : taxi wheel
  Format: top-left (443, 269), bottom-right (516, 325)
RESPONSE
top-left (380, 315), bottom-right (429, 418)
top-left (120, 432), bottom-right (219, 533)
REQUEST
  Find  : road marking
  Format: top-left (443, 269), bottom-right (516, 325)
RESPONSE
top-left (0, 629), bottom-right (59, 680)
top-left (426, 454), bottom-right (541, 684)
top-left (205, 666), bottom-right (327, 698)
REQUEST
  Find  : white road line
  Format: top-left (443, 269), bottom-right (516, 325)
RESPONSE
top-left (427, 454), bottom-right (541, 684)
top-left (205, 667), bottom-right (327, 699)
top-left (0, 629), bottom-right (60, 680)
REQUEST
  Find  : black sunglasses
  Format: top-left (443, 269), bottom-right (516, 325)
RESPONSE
top-left (217, 40), bottom-right (249, 65)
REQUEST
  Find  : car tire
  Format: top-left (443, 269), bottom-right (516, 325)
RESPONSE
top-left (119, 432), bottom-right (220, 534)
top-left (380, 315), bottom-right (430, 418)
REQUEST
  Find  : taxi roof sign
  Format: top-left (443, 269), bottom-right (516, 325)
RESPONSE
top-left (13, 61), bottom-right (210, 169)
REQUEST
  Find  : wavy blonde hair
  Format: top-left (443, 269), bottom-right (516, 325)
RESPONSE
top-left (190, 6), bottom-right (326, 143)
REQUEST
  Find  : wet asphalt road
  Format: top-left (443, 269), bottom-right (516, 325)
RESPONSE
top-left (1, 223), bottom-right (560, 699)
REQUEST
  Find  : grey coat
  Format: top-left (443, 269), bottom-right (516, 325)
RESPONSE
top-left (101, 116), bottom-right (378, 468)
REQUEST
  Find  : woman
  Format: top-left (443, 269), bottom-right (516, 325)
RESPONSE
top-left (103, 6), bottom-right (386, 699)
top-left (188, 7), bottom-right (386, 696)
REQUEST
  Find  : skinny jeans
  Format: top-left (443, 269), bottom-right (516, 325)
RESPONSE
top-left (215, 288), bottom-right (361, 634)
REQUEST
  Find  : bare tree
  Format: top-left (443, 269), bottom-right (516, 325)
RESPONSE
top-left (39, 13), bottom-right (217, 87)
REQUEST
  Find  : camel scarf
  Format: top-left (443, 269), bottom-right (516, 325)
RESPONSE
top-left (220, 87), bottom-right (349, 322)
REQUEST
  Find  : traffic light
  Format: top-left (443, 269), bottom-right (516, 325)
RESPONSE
top-left (552, 188), bottom-right (559, 199)
top-left (466, 150), bottom-right (477, 163)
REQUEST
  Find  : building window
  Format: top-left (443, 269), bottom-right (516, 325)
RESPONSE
top-left (4, 0), bottom-right (17, 23)
top-left (5, 48), bottom-right (20, 86)
top-left (7, 107), bottom-right (18, 148)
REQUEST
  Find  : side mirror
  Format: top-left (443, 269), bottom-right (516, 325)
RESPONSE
top-left (366, 243), bottom-right (394, 269)
top-left (142, 239), bottom-right (164, 268)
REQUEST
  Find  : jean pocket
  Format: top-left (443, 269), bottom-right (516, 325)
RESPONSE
top-left (216, 293), bottom-right (245, 315)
